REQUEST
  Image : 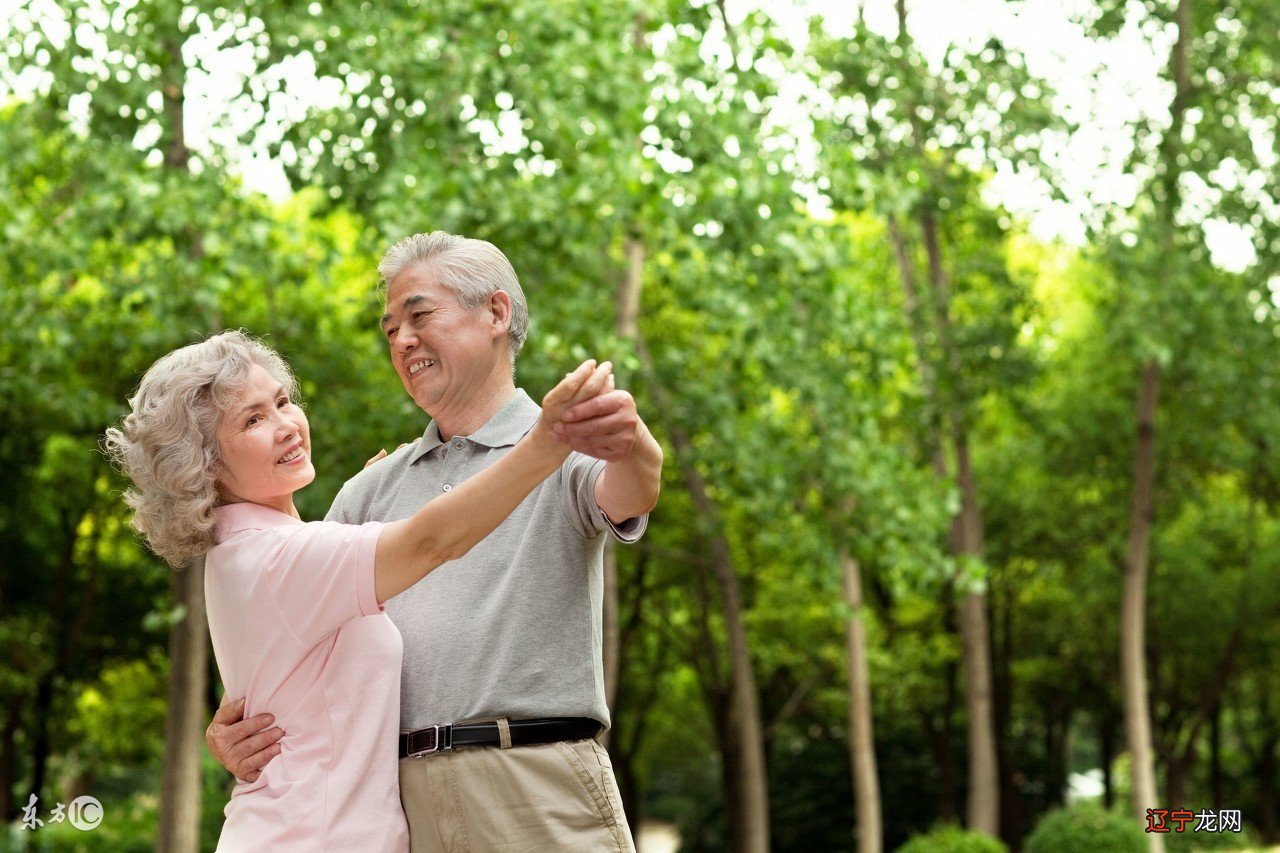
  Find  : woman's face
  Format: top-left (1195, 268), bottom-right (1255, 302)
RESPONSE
top-left (215, 363), bottom-right (314, 515)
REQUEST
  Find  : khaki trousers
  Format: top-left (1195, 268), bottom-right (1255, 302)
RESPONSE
top-left (398, 737), bottom-right (635, 853)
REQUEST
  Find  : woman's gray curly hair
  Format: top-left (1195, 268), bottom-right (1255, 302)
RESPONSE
top-left (102, 330), bottom-right (299, 568)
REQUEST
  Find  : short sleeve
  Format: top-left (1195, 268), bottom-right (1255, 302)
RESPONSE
top-left (262, 520), bottom-right (385, 648)
top-left (561, 453), bottom-right (648, 542)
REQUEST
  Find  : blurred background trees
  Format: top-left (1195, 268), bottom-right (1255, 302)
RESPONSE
top-left (1, 0), bottom-right (1277, 850)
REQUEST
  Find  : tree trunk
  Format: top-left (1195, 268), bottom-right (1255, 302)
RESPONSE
top-left (1164, 745), bottom-right (1187, 810)
top-left (957, 591), bottom-right (999, 833)
top-left (1209, 705), bottom-right (1222, 809)
top-left (923, 660), bottom-right (962, 823)
top-left (889, 160), bottom-right (1000, 837)
top-left (1256, 731), bottom-right (1278, 843)
top-left (843, 551), bottom-right (882, 853)
top-left (157, 559), bottom-right (209, 853)
top-left (695, 480), bottom-right (768, 853)
top-left (1100, 711), bottom-right (1116, 809)
top-left (628, 239), bottom-right (768, 851)
top-left (604, 10), bottom-right (649, 734)
top-left (155, 33), bottom-right (210, 852)
top-left (1121, 0), bottom-right (1186, 838)
top-left (1243, 675), bottom-right (1278, 843)
top-left (953, 437), bottom-right (998, 832)
top-left (994, 575), bottom-right (1023, 843)
top-left (0, 696), bottom-right (20, 820)
top-left (28, 511), bottom-right (82, 805)
top-left (1121, 359), bottom-right (1163, 853)
top-left (610, 552), bottom-right (659, 846)
top-left (715, 697), bottom-right (752, 852)
top-left (886, 216), bottom-right (945, 471)
top-left (1161, 637), bottom-right (1239, 815)
top-left (614, 737), bottom-right (641, 843)
top-left (28, 675), bottom-right (54, 807)
top-left (1095, 706), bottom-right (1116, 809)
top-left (1050, 716), bottom-right (1069, 808)
top-left (602, 236), bottom-right (646, 742)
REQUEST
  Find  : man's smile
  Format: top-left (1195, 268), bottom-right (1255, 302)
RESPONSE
top-left (408, 358), bottom-right (437, 376)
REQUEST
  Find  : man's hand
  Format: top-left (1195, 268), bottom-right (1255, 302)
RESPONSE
top-left (552, 376), bottom-right (643, 462)
top-left (554, 373), bottom-right (662, 522)
top-left (206, 697), bottom-right (283, 783)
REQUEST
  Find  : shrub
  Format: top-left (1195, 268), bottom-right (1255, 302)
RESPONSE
top-left (1163, 820), bottom-right (1259, 851)
top-left (896, 824), bottom-right (1009, 853)
top-left (1023, 804), bottom-right (1146, 853)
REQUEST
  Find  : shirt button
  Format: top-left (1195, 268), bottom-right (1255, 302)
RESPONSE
top-left (453, 439), bottom-right (464, 449)
top-left (443, 484), bottom-right (452, 492)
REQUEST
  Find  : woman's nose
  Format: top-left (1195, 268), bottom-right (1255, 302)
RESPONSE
top-left (275, 415), bottom-right (297, 440)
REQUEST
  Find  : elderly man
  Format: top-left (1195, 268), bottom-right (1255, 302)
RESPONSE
top-left (207, 232), bottom-right (662, 851)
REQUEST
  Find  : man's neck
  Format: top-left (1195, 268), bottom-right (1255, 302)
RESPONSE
top-left (431, 381), bottom-right (518, 441)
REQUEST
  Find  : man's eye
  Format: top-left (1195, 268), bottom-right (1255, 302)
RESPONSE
top-left (385, 327), bottom-right (397, 340)
top-left (278, 397), bottom-right (290, 408)
top-left (246, 416), bottom-right (261, 427)
top-left (412, 311), bottom-right (429, 321)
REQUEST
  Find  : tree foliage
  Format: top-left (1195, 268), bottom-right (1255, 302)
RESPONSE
top-left (1, 0), bottom-right (1278, 849)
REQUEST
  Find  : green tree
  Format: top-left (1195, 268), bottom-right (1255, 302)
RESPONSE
top-left (811, 2), bottom-right (1060, 839)
top-left (209, 3), bottom-right (820, 847)
top-left (1075, 0), bottom-right (1280, 846)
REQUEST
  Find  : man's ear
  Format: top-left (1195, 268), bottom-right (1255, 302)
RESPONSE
top-left (487, 290), bottom-right (512, 338)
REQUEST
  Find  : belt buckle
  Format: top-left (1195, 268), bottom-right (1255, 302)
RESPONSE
top-left (407, 724), bottom-right (453, 758)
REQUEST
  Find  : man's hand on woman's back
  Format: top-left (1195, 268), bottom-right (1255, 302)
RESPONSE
top-left (206, 697), bottom-right (283, 783)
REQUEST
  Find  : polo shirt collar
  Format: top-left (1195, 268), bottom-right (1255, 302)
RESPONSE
top-left (412, 421), bottom-right (446, 461)
top-left (471, 389), bottom-right (539, 447)
top-left (213, 502), bottom-right (301, 543)
top-left (409, 389), bottom-right (539, 464)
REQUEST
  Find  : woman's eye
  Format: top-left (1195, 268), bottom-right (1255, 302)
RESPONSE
top-left (246, 416), bottom-right (261, 427)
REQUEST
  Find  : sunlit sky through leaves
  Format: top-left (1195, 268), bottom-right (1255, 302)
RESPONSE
top-left (0, 0), bottom-right (1261, 271)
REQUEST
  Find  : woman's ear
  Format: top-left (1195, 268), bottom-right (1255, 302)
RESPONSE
top-left (212, 474), bottom-right (231, 506)
top-left (210, 449), bottom-right (231, 506)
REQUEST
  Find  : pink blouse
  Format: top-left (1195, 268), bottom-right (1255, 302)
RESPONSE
top-left (205, 502), bottom-right (408, 852)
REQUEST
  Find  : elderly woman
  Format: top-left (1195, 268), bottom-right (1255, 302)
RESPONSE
top-left (104, 330), bottom-right (610, 851)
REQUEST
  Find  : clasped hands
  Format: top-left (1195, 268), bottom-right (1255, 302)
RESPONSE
top-left (548, 361), bottom-right (642, 462)
top-left (365, 358), bottom-right (643, 469)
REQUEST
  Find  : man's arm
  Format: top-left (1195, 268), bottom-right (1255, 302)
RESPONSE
top-left (206, 697), bottom-right (283, 783)
top-left (554, 378), bottom-right (663, 523)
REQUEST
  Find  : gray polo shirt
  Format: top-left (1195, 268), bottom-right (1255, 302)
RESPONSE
top-left (325, 389), bottom-right (646, 732)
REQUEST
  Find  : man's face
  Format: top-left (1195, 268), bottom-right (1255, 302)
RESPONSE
top-left (380, 265), bottom-right (509, 416)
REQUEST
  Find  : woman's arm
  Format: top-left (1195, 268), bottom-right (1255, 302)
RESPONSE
top-left (372, 360), bottom-right (611, 603)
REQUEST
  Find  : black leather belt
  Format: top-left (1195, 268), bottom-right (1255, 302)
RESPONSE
top-left (398, 717), bottom-right (602, 759)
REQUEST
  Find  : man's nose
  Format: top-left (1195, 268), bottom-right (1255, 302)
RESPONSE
top-left (393, 326), bottom-right (418, 351)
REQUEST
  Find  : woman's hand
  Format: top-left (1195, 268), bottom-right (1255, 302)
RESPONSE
top-left (530, 360), bottom-right (613, 453)
top-left (363, 442), bottom-right (411, 469)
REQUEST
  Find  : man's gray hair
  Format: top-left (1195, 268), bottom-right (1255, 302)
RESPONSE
top-left (378, 231), bottom-right (529, 364)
